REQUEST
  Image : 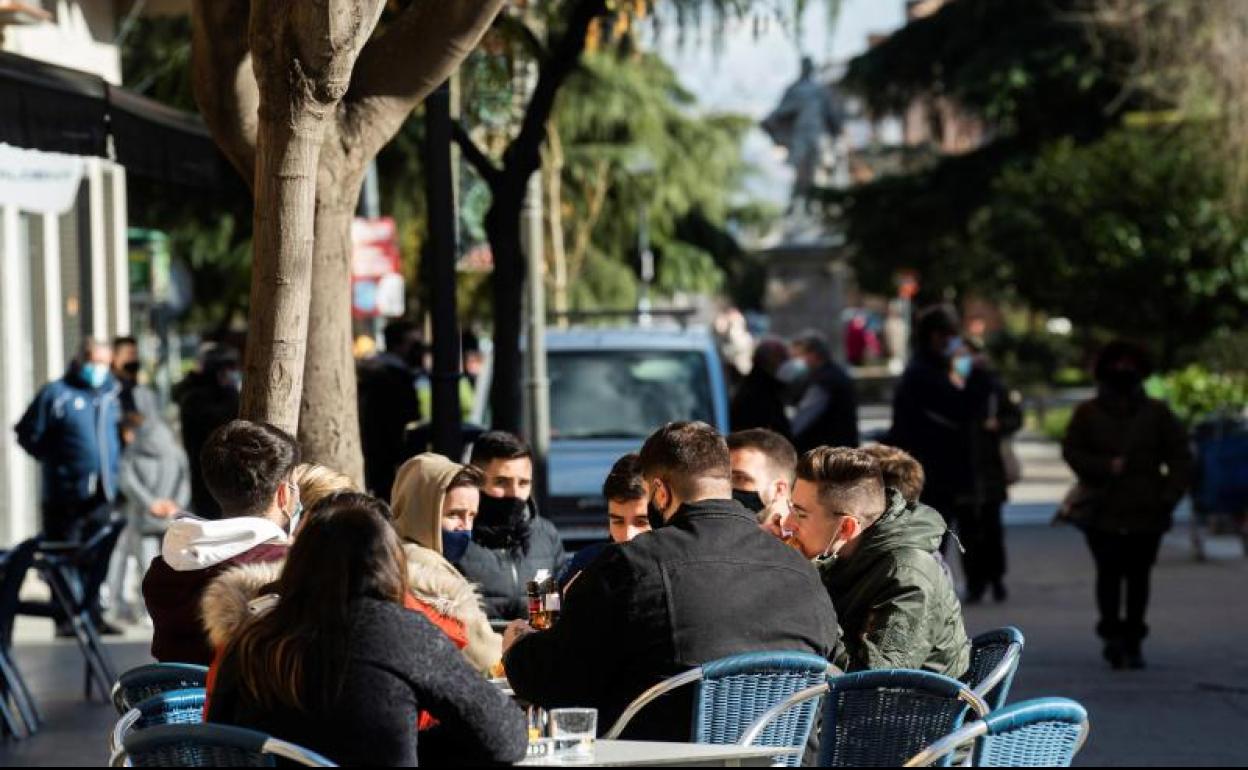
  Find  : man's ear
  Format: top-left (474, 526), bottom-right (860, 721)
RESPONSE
top-left (840, 514), bottom-right (861, 542)
top-left (774, 479), bottom-right (790, 501)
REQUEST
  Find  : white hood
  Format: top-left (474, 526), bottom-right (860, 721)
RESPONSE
top-left (161, 514), bottom-right (289, 572)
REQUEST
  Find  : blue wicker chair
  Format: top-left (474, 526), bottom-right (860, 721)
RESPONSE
top-left (962, 627), bottom-right (1025, 711)
top-left (740, 669), bottom-right (990, 767)
top-left (904, 697), bottom-right (1089, 767)
top-left (114, 723), bottom-right (337, 767)
top-left (109, 688), bottom-right (206, 761)
top-left (604, 650), bottom-right (835, 766)
top-left (111, 664), bottom-right (210, 714)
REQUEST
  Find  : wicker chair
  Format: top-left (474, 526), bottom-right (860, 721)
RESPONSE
top-left (111, 664), bottom-right (210, 715)
top-left (740, 669), bottom-right (990, 767)
top-left (114, 723), bottom-right (336, 767)
top-left (904, 697), bottom-right (1089, 767)
top-left (109, 688), bottom-right (206, 760)
top-left (962, 627), bottom-right (1025, 711)
top-left (604, 650), bottom-right (835, 767)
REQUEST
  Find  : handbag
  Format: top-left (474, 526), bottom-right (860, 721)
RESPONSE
top-left (989, 392), bottom-right (1023, 486)
top-left (1053, 482), bottom-right (1101, 529)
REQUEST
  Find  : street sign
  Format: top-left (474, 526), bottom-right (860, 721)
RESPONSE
top-left (351, 216), bottom-right (404, 318)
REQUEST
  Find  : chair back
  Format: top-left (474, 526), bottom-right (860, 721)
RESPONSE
top-left (819, 669), bottom-right (989, 767)
top-left (692, 651), bottom-right (832, 767)
top-left (117, 722), bottom-right (337, 767)
top-left (0, 539), bottom-right (40, 649)
top-left (963, 627), bottom-right (1025, 710)
top-left (110, 688), bottom-right (206, 758)
top-left (112, 664), bottom-right (210, 714)
top-left (976, 697), bottom-right (1088, 767)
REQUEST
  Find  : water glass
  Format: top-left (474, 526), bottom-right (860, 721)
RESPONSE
top-left (549, 707), bottom-right (597, 761)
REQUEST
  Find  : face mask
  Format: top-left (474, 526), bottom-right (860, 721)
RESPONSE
top-left (285, 482), bottom-right (303, 535)
top-left (812, 532), bottom-right (843, 567)
top-left (943, 336), bottom-right (964, 359)
top-left (442, 530), bottom-right (472, 563)
top-left (953, 355), bottom-right (974, 379)
top-left (81, 363), bottom-right (109, 389)
top-left (1105, 368), bottom-right (1142, 393)
top-left (732, 489), bottom-right (766, 514)
top-left (476, 494), bottom-right (529, 528)
top-left (647, 502), bottom-right (667, 531)
top-left (227, 370), bottom-right (243, 392)
top-left (776, 357), bottom-right (810, 385)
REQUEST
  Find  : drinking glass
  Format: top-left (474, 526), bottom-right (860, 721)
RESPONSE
top-left (549, 707), bottom-right (597, 761)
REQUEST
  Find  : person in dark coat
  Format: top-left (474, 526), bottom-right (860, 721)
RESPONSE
top-left (142, 421), bottom-right (296, 664)
top-left (790, 330), bottom-right (859, 452)
top-left (730, 337), bottom-right (794, 440)
top-left (1062, 341), bottom-right (1191, 670)
top-left (15, 338), bottom-right (123, 633)
top-left (887, 306), bottom-right (982, 534)
top-left (462, 432), bottom-right (567, 619)
top-left (208, 493), bottom-right (527, 767)
top-left (503, 422), bottom-right (839, 742)
top-left (174, 343), bottom-right (241, 519)
top-left (357, 321), bottom-right (425, 500)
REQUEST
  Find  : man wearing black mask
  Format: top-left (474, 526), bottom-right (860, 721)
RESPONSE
top-left (112, 336), bottom-right (147, 416)
top-left (357, 321), bottom-right (425, 499)
top-left (727, 428), bottom-right (798, 537)
top-left (461, 431), bottom-right (567, 619)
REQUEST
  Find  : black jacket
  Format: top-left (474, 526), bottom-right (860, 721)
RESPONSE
top-left (888, 354), bottom-right (984, 509)
top-left (730, 368), bottom-right (793, 439)
top-left (504, 498), bottom-right (839, 742)
top-left (208, 598), bottom-right (528, 767)
top-left (357, 354), bottom-right (422, 500)
top-left (792, 362), bottom-right (859, 452)
top-left (174, 373), bottom-right (240, 519)
top-left (457, 505), bottom-right (568, 620)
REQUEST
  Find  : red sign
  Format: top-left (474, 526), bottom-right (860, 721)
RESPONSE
top-left (352, 217), bottom-right (404, 318)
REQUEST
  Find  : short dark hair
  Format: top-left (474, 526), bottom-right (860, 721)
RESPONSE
top-left (791, 330), bottom-right (832, 363)
top-left (113, 336), bottom-right (138, 351)
top-left (637, 421), bottom-right (731, 499)
top-left (471, 431), bottom-right (532, 466)
top-left (727, 429), bottom-right (798, 482)
top-left (796, 446), bottom-right (886, 524)
top-left (861, 444), bottom-right (925, 505)
top-left (602, 453), bottom-right (646, 502)
top-left (383, 321), bottom-right (422, 355)
top-left (447, 464), bottom-right (485, 492)
top-left (201, 420), bottom-right (301, 517)
top-left (916, 304), bottom-right (960, 343)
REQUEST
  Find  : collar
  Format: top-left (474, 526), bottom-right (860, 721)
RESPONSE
top-left (667, 497), bottom-right (756, 526)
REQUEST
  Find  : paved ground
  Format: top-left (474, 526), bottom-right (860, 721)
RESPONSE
top-left (2, 429), bottom-right (1244, 766)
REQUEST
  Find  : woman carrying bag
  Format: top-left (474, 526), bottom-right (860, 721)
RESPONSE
top-left (1061, 341), bottom-right (1192, 670)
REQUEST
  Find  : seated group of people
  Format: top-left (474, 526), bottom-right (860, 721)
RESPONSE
top-left (139, 419), bottom-right (970, 766)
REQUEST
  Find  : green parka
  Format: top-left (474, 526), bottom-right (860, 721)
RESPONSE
top-left (820, 489), bottom-right (970, 678)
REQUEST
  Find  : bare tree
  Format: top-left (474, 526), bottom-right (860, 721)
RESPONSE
top-left (191, 0), bottom-right (506, 482)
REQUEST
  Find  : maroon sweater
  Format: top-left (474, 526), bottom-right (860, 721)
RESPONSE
top-left (142, 544), bottom-right (289, 665)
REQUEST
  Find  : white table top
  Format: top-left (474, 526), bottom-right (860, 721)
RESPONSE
top-left (516, 740), bottom-right (800, 767)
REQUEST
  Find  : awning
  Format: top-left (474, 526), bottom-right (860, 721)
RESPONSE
top-left (0, 50), bottom-right (228, 189)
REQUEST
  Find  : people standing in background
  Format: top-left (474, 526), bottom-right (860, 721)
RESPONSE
top-left (175, 343), bottom-right (242, 519)
top-left (1062, 341), bottom-right (1191, 670)
top-left (789, 330), bottom-right (859, 452)
top-left (729, 337), bottom-right (794, 440)
top-left (15, 338), bottom-right (124, 634)
top-left (358, 321), bottom-right (425, 500)
top-left (463, 432), bottom-right (567, 619)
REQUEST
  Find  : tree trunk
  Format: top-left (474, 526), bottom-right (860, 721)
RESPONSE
top-left (300, 200), bottom-right (366, 483)
top-left (544, 121), bottom-right (569, 325)
top-left (486, 188), bottom-right (526, 434)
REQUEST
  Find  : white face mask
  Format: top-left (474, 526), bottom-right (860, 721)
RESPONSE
top-left (285, 482), bottom-right (303, 535)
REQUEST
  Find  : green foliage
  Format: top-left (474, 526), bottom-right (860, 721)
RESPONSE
top-left (1037, 404), bottom-right (1074, 443)
top-left (1150, 365), bottom-right (1248, 425)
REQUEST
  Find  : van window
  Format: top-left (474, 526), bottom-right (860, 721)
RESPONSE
top-left (548, 350), bottom-right (715, 439)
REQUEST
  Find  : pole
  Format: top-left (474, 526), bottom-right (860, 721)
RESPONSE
top-left (637, 200), bottom-right (653, 327)
top-left (424, 82), bottom-right (463, 460)
top-left (523, 167), bottom-right (551, 510)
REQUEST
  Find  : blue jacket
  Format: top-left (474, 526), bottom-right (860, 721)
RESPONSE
top-left (14, 369), bottom-right (123, 503)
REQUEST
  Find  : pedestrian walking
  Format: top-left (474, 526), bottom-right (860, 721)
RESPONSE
top-left (175, 343), bottom-right (241, 519)
top-left (1061, 340), bottom-right (1192, 670)
top-left (357, 321), bottom-right (425, 500)
top-left (14, 338), bottom-right (124, 634)
top-left (789, 330), bottom-right (859, 451)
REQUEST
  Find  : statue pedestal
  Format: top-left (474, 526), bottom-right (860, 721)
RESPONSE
top-left (758, 219), bottom-right (850, 361)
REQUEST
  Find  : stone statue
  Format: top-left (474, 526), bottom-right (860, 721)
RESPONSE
top-left (762, 57), bottom-right (845, 214)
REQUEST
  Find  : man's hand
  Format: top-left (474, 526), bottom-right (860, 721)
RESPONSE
top-left (149, 500), bottom-right (180, 518)
top-left (502, 619), bottom-right (535, 654)
top-left (759, 496), bottom-right (790, 539)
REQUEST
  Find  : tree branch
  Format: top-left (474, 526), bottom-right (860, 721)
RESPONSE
top-left (452, 120), bottom-right (502, 187)
top-left (347, 0), bottom-right (509, 159)
top-left (190, 0), bottom-right (259, 190)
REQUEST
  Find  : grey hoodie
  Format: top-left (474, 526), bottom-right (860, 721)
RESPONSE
top-left (119, 413), bottom-right (192, 534)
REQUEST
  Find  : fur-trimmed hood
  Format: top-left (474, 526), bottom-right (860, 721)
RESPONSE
top-left (199, 544), bottom-right (502, 673)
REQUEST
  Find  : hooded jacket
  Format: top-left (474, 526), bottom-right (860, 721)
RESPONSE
top-left (15, 367), bottom-right (122, 503)
top-left (142, 515), bottom-right (289, 664)
top-left (119, 413), bottom-right (192, 535)
top-left (819, 489), bottom-right (970, 678)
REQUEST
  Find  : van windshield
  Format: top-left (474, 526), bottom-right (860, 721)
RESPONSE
top-left (548, 350), bottom-right (715, 439)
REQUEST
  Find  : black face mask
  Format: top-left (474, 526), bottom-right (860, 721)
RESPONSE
top-left (474, 494), bottom-right (532, 555)
top-left (647, 501), bottom-right (667, 531)
top-left (732, 489), bottom-right (766, 514)
top-left (1105, 368), bottom-right (1143, 394)
top-left (122, 361), bottom-right (141, 376)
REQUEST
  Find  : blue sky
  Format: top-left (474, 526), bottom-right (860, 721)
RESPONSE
top-left (655, 0), bottom-right (906, 206)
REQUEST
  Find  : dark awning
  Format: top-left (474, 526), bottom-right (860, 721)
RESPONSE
top-left (0, 50), bottom-right (229, 189)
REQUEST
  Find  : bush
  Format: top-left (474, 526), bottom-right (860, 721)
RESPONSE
top-left (1149, 366), bottom-right (1248, 425)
